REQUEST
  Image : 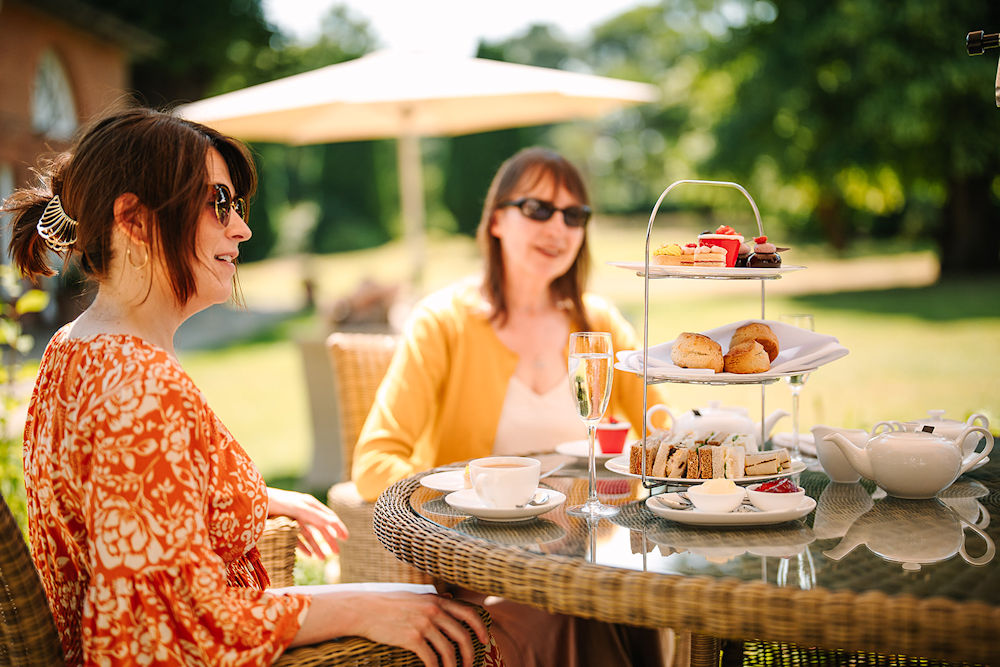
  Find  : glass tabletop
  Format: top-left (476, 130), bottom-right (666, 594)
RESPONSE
top-left (410, 453), bottom-right (1000, 605)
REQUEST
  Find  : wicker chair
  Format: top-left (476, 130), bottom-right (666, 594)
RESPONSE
top-left (325, 332), bottom-right (432, 585)
top-left (0, 491), bottom-right (66, 666)
top-left (262, 516), bottom-right (493, 666)
top-left (0, 494), bottom-right (489, 666)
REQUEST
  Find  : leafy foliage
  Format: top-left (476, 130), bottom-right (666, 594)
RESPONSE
top-left (0, 266), bottom-right (50, 534)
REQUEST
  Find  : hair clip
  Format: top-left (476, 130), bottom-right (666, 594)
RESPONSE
top-left (36, 195), bottom-right (78, 252)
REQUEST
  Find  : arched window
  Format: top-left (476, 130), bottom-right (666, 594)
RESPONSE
top-left (32, 50), bottom-right (77, 140)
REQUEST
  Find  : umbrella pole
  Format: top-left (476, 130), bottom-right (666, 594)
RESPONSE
top-left (397, 132), bottom-right (426, 289)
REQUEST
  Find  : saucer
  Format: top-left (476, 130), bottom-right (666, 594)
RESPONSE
top-left (556, 439), bottom-right (619, 460)
top-left (444, 488), bottom-right (566, 522)
top-left (420, 470), bottom-right (466, 493)
top-left (645, 495), bottom-right (816, 526)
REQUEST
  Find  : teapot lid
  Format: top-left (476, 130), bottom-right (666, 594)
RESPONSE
top-left (916, 409), bottom-right (962, 425)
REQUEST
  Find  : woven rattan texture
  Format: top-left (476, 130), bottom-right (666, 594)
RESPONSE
top-left (325, 332), bottom-right (398, 476)
top-left (327, 482), bottom-right (432, 584)
top-left (325, 332), bottom-right (431, 585)
top-left (259, 516), bottom-right (300, 588)
top-left (0, 492), bottom-right (66, 666)
top-left (276, 600), bottom-right (493, 667)
top-left (374, 473), bottom-right (1000, 664)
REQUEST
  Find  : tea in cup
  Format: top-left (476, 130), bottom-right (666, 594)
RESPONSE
top-left (468, 456), bottom-right (540, 509)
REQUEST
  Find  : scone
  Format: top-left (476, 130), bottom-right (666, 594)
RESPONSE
top-left (671, 332), bottom-right (723, 372)
top-left (724, 340), bottom-right (771, 373)
top-left (730, 322), bottom-right (779, 362)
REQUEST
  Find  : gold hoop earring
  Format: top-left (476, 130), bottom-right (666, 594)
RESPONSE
top-left (126, 243), bottom-right (149, 270)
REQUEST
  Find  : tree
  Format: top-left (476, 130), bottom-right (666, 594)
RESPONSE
top-left (698, 0), bottom-right (1000, 272)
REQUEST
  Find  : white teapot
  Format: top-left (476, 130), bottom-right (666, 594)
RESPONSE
top-left (646, 400), bottom-right (788, 452)
top-left (900, 409), bottom-right (991, 458)
top-left (810, 422), bottom-right (900, 483)
top-left (823, 425), bottom-right (993, 499)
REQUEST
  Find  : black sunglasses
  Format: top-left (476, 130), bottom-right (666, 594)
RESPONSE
top-left (211, 183), bottom-right (248, 227)
top-left (499, 197), bottom-right (592, 228)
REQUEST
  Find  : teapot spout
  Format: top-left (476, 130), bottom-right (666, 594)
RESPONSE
top-left (824, 433), bottom-right (874, 480)
top-left (760, 409), bottom-right (789, 441)
top-left (823, 535), bottom-right (864, 561)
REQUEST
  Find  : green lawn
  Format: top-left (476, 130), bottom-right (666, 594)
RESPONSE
top-left (178, 218), bottom-right (1000, 485)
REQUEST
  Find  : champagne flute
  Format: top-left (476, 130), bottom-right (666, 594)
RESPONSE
top-left (567, 331), bottom-right (619, 518)
top-left (780, 314), bottom-right (814, 461)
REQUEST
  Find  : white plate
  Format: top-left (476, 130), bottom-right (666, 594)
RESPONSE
top-left (645, 495), bottom-right (816, 526)
top-left (444, 488), bottom-right (566, 522)
top-left (608, 261), bottom-right (805, 280)
top-left (605, 455), bottom-right (806, 485)
top-left (555, 439), bottom-right (619, 461)
top-left (420, 470), bottom-right (467, 493)
top-left (614, 318), bottom-right (849, 383)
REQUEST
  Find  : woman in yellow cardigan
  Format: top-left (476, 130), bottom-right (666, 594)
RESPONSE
top-left (353, 148), bottom-right (668, 500)
top-left (352, 147), bottom-right (670, 667)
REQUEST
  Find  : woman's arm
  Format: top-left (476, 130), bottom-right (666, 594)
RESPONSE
top-left (285, 588), bottom-right (488, 667)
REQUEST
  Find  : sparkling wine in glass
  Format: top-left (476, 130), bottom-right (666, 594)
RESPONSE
top-left (567, 331), bottom-right (618, 518)
top-left (780, 314), bottom-right (814, 461)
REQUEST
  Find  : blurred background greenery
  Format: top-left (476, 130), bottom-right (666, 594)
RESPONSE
top-left (2, 0), bottom-right (999, 517)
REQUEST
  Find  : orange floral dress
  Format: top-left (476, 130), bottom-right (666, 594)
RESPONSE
top-left (22, 327), bottom-right (310, 665)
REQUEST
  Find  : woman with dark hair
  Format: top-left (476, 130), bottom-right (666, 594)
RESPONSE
top-left (352, 147), bottom-right (670, 666)
top-left (6, 106), bottom-right (487, 666)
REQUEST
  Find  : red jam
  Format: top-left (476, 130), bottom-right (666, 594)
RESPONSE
top-left (756, 479), bottom-right (799, 493)
top-left (715, 225), bottom-right (739, 235)
top-left (753, 235), bottom-right (768, 244)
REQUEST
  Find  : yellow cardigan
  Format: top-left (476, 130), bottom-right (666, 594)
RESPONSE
top-left (351, 281), bottom-right (669, 501)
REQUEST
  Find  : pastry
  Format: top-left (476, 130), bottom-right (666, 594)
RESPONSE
top-left (679, 243), bottom-right (698, 266)
top-left (652, 243), bottom-right (683, 265)
top-left (671, 332), bottom-right (724, 372)
top-left (730, 322), bottom-right (780, 362)
top-left (724, 340), bottom-right (771, 373)
top-left (747, 235), bottom-right (781, 268)
top-left (735, 241), bottom-right (752, 268)
top-left (693, 245), bottom-right (727, 267)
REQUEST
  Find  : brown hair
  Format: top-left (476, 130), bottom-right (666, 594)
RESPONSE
top-left (3, 105), bottom-right (256, 306)
top-left (476, 147), bottom-right (591, 329)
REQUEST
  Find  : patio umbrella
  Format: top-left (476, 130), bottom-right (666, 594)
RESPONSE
top-left (178, 49), bottom-right (659, 283)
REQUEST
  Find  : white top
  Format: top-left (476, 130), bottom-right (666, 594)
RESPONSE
top-left (492, 375), bottom-right (586, 455)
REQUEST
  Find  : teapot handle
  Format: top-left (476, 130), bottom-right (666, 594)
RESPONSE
top-left (646, 404), bottom-right (674, 434)
top-left (959, 519), bottom-right (996, 566)
top-left (959, 426), bottom-right (994, 474)
top-left (871, 420), bottom-right (903, 435)
top-left (967, 412), bottom-right (990, 428)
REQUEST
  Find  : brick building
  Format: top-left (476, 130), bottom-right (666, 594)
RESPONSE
top-left (0, 0), bottom-right (152, 318)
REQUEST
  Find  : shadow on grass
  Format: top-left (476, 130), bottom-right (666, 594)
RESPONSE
top-left (785, 275), bottom-right (1000, 321)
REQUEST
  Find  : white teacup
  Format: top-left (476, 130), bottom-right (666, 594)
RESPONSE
top-left (468, 456), bottom-right (540, 509)
top-left (811, 425), bottom-right (865, 483)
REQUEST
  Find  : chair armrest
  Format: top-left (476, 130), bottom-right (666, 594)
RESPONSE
top-left (327, 481), bottom-right (432, 584)
top-left (260, 516), bottom-right (299, 588)
top-left (274, 600), bottom-right (495, 666)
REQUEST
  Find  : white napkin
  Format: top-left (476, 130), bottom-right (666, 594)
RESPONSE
top-left (617, 319), bottom-right (848, 379)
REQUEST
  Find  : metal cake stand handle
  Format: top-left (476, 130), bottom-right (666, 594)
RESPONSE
top-left (638, 180), bottom-right (767, 489)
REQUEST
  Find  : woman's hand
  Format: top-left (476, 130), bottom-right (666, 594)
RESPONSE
top-left (291, 590), bottom-right (489, 667)
top-left (355, 593), bottom-right (488, 667)
top-left (267, 487), bottom-right (348, 557)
